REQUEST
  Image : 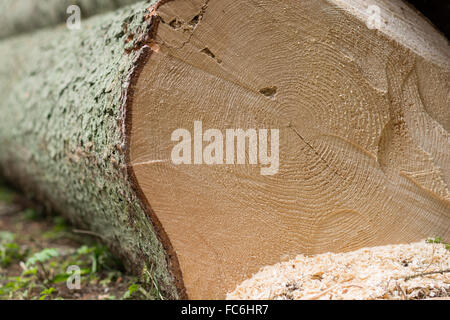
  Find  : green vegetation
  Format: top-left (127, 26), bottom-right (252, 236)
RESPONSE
top-left (0, 185), bottom-right (15, 203)
top-left (0, 229), bottom-right (123, 299)
top-left (0, 182), bottom-right (163, 300)
top-left (0, 232), bottom-right (27, 268)
top-left (426, 237), bottom-right (450, 251)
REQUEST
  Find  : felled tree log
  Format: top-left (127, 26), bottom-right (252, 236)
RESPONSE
top-left (0, 0), bottom-right (143, 39)
top-left (0, 0), bottom-right (183, 299)
top-left (0, 0), bottom-right (449, 299)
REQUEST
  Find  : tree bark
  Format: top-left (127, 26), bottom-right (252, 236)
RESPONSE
top-left (0, 0), bottom-right (143, 40)
top-left (0, 0), bottom-right (184, 299)
top-left (0, 0), bottom-right (449, 299)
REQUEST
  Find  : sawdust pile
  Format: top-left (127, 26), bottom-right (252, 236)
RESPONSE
top-left (227, 241), bottom-right (450, 300)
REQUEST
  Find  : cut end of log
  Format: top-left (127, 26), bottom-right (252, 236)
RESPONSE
top-left (122, 0), bottom-right (450, 299)
top-left (2, 0), bottom-right (447, 301)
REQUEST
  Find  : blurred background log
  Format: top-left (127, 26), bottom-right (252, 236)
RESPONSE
top-left (0, 0), bottom-right (144, 40)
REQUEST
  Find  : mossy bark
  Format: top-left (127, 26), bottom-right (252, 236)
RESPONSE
top-left (0, 0), bottom-right (183, 299)
top-left (0, 0), bottom-right (144, 40)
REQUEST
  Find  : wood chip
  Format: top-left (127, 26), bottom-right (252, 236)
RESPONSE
top-left (227, 241), bottom-right (450, 300)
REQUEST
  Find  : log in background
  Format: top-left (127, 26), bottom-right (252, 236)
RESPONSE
top-left (0, 0), bottom-right (448, 299)
top-left (0, 0), bottom-right (144, 40)
top-left (0, 0), bottom-right (182, 299)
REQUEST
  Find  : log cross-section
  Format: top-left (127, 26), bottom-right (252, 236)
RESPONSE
top-left (0, 0), bottom-right (449, 299)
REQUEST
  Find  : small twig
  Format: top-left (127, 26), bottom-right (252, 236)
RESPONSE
top-left (420, 244), bottom-right (436, 274)
top-left (396, 283), bottom-right (407, 300)
top-left (403, 269), bottom-right (450, 281)
top-left (72, 229), bottom-right (106, 240)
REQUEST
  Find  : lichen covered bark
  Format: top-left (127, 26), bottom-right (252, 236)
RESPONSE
top-left (0, 0), bottom-right (181, 298)
top-left (0, 0), bottom-right (144, 40)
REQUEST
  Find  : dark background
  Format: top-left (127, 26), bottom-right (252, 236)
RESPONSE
top-left (407, 0), bottom-right (450, 39)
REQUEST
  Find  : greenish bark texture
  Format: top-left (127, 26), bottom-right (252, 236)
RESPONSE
top-left (0, 0), bottom-right (144, 40)
top-left (0, 0), bottom-right (181, 299)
